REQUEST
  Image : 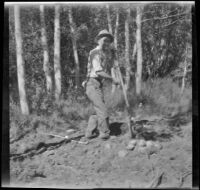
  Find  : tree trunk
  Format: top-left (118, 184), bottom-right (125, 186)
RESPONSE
top-left (181, 47), bottom-right (188, 95)
top-left (132, 42), bottom-right (137, 77)
top-left (125, 7), bottom-right (131, 91)
top-left (111, 8), bottom-right (120, 94)
top-left (14, 5), bottom-right (30, 115)
top-left (111, 66), bottom-right (120, 94)
top-left (106, 5), bottom-right (113, 34)
top-left (40, 5), bottom-right (53, 94)
top-left (68, 7), bottom-right (80, 88)
top-left (114, 7), bottom-right (119, 50)
top-left (54, 5), bottom-right (61, 100)
top-left (136, 6), bottom-right (143, 96)
top-left (132, 43), bottom-right (137, 59)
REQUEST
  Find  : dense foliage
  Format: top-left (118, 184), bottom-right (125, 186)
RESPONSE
top-left (9, 3), bottom-right (192, 113)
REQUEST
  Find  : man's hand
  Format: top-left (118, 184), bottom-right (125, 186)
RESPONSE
top-left (82, 80), bottom-right (87, 88)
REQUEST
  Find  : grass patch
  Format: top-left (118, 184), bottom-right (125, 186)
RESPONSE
top-left (103, 77), bottom-right (192, 117)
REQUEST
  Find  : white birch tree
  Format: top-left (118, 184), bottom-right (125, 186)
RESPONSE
top-left (135, 6), bottom-right (143, 96)
top-left (106, 4), bottom-right (113, 34)
top-left (54, 5), bottom-right (61, 100)
top-left (68, 7), bottom-right (80, 88)
top-left (40, 5), bottom-right (53, 93)
top-left (125, 7), bottom-right (131, 91)
top-left (14, 5), bottom-right (30, 115)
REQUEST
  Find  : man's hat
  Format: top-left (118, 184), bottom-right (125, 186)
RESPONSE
top-left (95, 29), bottom-right (114, 43)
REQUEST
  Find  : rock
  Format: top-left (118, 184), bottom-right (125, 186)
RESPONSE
top-left (126, 144), bottom-right (136, 150)
top-left (118, 150), bottom-right (128, 158)
top-left (146, 140), bottom-right (154, 148)
top-left (153, 142), bottom-right (163, 150)
top-left (130, 139), bottom-right (138, 145)
top-left (110, 136), bottom-right (117, 140)
top-left (147, 146), bottom-right (158, 155)
top-left (138, 146), bottom-right (147, 154)
top-left (66, 129), bottom-right (76, 134)
top-left (126, 139), bottom-right (137, 150)
top-left (138, 139), bottom-right (146, 147)
top-left (104, 143), bottom-right (111, 150)
top-left (146, 142), bottom-right (162, 156)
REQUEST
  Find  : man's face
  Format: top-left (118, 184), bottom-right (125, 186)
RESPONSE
top-left (98, 37), bottom-right (112, 51)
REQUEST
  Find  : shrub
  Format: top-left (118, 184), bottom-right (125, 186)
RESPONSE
top-left (139, 77), bottom-right (192, 115)
top-left (104, 77), bottom-right (192, 116)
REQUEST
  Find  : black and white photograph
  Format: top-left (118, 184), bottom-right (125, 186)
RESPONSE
top-left (4, 1), bottom-right (196, 188)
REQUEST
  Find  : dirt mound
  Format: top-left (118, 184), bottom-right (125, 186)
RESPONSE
top-left (10, 116), bottom-right (192, 188)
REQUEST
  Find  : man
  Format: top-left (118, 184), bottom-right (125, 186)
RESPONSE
top-left (83, 29), bottom-right (119, 140)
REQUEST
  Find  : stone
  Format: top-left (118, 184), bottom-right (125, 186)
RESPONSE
top-left (126, 144), bottom-right (136, 150)
top-left (138, 139), bottom-right (146, 147)
top-left (118, 150), bottom-right (128, 158)
top-left (138, 146), bottom-right (147, 154)
top-left (130, 139), bottom-right (137, 145)
top-left (110, 136), bottom-right (117, 140)
top-left (146, 140), bottom-right (154, 148)
top-left (104, 143), bottom-right (111, 150)
top-left (66, 129), bottom-right (76, 134)
top-left (153, 142), bottom-right (163, 150)
top-left (126, 139), bottom-right (137, 150)
top-left (147, 147), bottom-right (158, 155)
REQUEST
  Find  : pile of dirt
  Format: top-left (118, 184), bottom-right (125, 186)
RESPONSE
top-left (10, 115), bottom-right (192, 188)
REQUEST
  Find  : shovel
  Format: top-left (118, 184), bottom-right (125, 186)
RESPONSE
top-left (114, 56), bottom-right (134, 139)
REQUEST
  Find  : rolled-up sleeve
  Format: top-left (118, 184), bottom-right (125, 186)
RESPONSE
top-left (92, 54), bottom-right (103, 74)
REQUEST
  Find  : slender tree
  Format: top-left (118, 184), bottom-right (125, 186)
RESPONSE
top-left (125, 7), bottom-right (131, 90)
top-left (114, 7), bottom-right (119, 50)
top-left (54, 5), bottom-right (61, 100)
top-left (68, 7), bottom-right (80, 88)
top-left (132, 43), bottom-right (137, 60)
top-left (40, 5), bottom-right (53, 93)
top-left (106, 4), bottom-right (113, 34)
top-left (14, 5), bottom-right (30, 115)
top-left (135, 6), bottom-right (143, 96)
top-left (111, 8), bottom-right (120, 94)
top-left (181, 46), bottom-right (188, 95)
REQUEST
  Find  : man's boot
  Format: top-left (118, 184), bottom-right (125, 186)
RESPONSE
top-left (98, 117), bottom-right (110, 140)
top-left (85, 115), bottom-right (98, 139)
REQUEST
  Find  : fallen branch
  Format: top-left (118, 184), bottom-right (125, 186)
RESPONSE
top-left (148, 171), bottom-right (164, 188)
top-left (10, 139), bottom-right (66, 161)
top-left (10, 133), bottom-right (85, 161)
top-left (179, 171), bottom-right (192, 187)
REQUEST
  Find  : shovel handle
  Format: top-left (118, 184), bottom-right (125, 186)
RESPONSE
top-left (114, 60), bottom-right (130, 108)
top-left (114, 54), bottom-right (133, 138)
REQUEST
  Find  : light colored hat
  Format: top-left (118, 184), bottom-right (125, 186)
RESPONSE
top-left (95, 29), bottom-right (114, 43)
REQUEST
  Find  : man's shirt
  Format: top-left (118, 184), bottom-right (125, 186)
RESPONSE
top-left (87, 46), bottom-right (115, 78)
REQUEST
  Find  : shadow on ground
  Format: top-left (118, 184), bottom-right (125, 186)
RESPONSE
top-left (140, 130), bottom-right (173, 141)
top-left (109, 122), bottom-right (128, 136)
top-left (109, 122), bottom-right (173, 142)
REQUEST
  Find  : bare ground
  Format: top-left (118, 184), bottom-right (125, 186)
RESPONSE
top-left (10, 113), bottom-right (192, 188)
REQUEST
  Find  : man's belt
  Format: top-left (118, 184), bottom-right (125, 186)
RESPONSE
top-left (89, 77), bottom-right (103, 84)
